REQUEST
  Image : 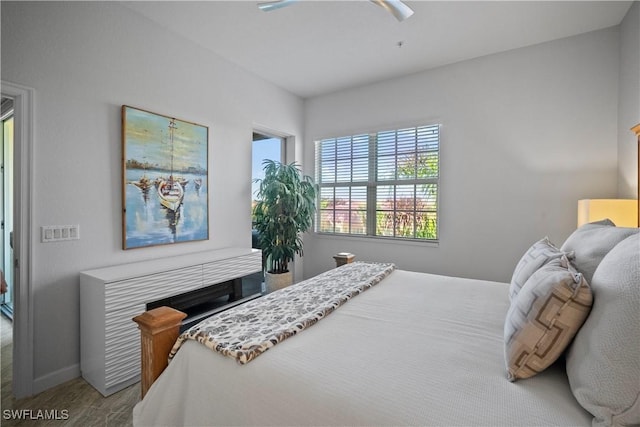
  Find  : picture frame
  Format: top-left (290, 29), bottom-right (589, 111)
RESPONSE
top-left (122, 105), bottom-right (209, 249)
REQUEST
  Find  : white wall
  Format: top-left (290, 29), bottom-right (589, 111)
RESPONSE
top-left (618, 1), bottom-right (640, 198)
top-left (1, 1), bottom-right (303, 392)
top-left (303, 28), bottom-right (620, 282)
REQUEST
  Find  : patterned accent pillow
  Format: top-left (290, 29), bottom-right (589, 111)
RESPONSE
top-left (561, 220), bottom-right (638, 284)
top-left (566, 233), bottom-right (640, 426)
top-left (509, 237), bottom-right (567, 301)
top-left (504, 255), bottom-right (592, 381)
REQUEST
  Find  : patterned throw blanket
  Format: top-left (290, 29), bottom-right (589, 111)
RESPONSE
top-left (169, 262), bottom-right (396, 365)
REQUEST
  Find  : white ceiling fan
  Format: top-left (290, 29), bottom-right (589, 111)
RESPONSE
top-left (258, 0), bottom-right (414, 22)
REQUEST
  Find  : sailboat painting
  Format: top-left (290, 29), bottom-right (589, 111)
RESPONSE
top-left (122, 105), bottom-right (209, 249)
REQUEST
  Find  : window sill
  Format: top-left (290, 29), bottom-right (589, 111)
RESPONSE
top-left (313, 232), bottom-right (439, 248)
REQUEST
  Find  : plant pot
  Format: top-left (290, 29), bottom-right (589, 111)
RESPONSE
top-left (265, 271), bottom-right (293, 293)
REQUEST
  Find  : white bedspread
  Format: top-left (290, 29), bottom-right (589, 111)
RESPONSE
top-left (133, 270), bottom-right (591, 426)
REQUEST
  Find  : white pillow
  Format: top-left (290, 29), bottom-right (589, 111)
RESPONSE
top-left (560, 220), bottom-right (638, 284)
top-left (566, 233), bottom-right (640, 426)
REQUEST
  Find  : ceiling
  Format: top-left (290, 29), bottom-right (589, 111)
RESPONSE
top-left (123, 1), bottom-right (632, 99)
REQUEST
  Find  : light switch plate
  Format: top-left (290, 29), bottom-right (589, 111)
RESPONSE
top-left (42, 225), bottom-right (80, 243)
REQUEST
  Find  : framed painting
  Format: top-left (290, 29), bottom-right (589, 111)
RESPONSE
top-left (122, 105), bottom-right (209, 249)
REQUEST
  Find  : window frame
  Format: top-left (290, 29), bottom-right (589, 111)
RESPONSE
top-left (315, 123), bottom-right (440, 243)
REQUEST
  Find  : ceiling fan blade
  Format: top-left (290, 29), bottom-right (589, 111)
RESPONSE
top-left (369, 0), bottom-right (414, 22)
top-left (258, 0), bottom-right (298, 12)
top-left (258, 0), bottom-right (414, 22)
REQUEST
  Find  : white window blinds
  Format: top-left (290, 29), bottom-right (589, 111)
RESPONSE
top-left (316, 124), bottom-right (440, 241)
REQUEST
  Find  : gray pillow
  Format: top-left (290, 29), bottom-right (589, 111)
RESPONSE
top-left (560, 220), bottom-right (638, 284)
top-left (565, 233), bottom-right (640, 426)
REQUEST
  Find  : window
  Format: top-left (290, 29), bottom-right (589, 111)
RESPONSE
top-left (315, 124), bottom-right (439, 241)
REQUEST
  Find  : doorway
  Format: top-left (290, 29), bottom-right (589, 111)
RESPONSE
top-left (1, 81), bottom-right (34, 399)
top-left (250, 131), bottom-right (285, 292)
top-left (1, 97), bottom-right (14, 319)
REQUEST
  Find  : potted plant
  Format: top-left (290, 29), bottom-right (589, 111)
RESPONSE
top-left (253, 159), bottom-right (317, 292)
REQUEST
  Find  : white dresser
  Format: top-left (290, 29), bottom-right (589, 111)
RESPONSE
top-left (80, 247), bottom-right (262, 396)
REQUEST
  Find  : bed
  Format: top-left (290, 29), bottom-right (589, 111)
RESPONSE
top-left (132, 221), bottom-right (639, 427)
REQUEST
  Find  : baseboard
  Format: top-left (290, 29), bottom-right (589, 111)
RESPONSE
top-left (32, 363), bottom-right (80, 395)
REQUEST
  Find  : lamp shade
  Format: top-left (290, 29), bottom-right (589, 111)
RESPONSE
top-left (577, 199), bottom-right (638, 227)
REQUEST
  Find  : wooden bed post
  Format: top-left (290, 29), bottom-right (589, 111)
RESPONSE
top-left (133, 307), bottom-right (187, 399)
top-left (333, 252), bottom-right (355, 268)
